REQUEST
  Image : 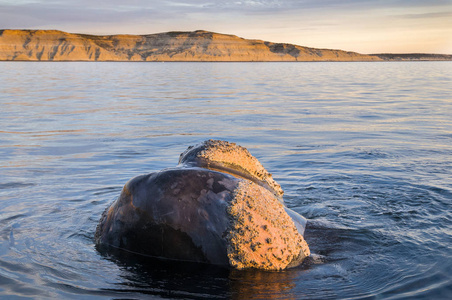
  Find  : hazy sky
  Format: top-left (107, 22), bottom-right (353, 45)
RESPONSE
top-left (1, 0), bottom-right (451, 54)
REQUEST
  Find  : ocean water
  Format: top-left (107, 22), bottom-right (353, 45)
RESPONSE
top-left (0, 61), bottom-right (451, 299)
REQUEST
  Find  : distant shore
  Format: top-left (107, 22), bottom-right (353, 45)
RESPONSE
top-left (371, 53), bottom-right (452, 61)
top-left (0, 29), bottom-right (450, 62)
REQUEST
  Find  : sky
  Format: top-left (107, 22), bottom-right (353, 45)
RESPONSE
top-left (1, 0), bottom-right (451, 54)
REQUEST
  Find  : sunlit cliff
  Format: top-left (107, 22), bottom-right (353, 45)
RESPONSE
top-left (0, 29), bottom-right (383, 62)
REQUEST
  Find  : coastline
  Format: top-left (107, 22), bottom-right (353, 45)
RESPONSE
top-left (0, 29), bottom-right (450, 62)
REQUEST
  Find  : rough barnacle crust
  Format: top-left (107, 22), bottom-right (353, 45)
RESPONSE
top-left (226, 180), bottom-right (310, 270)
top-left (179, 139), bottom-right (284, 199)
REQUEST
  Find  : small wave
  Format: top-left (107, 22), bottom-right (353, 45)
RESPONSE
top-left (0, 182), bottom-right (35, 190)
top-left (354, 147), bottom-right (389, 159)
top-left (372, 268), bottom-right (452, 299)
top-left (87, 186), bottom-right (122, 196)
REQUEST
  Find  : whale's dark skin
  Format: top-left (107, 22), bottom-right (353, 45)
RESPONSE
top-left (95, 140), bottom-right (309, 269)
top-left (95, 167), bottom-right (242, 265)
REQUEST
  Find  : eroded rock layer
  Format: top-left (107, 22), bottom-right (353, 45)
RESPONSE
top-left (0, 29), bottom-right (382, 61)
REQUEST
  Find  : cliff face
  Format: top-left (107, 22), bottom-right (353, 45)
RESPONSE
top-left (0, 29), bottom-right (382, 62)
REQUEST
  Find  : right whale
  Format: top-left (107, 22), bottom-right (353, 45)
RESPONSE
top-left (95, 140), bottom-right (310, 270)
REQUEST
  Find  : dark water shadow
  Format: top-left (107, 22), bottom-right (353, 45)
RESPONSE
top-left (98, 246), bottom-right (232, 299)
top-left (97, 246), bottom-right (313, 299)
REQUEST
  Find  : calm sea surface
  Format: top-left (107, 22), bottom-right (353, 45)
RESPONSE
top-left (0, 62), bottom-right (451, 299)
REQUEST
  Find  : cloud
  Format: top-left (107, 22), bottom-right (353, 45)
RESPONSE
top-left (0, 0), bottom-right (450, 53)
top-left (398, 11), bottom-right (452, 19)
top-left (1, 0), bottom-right (448, 26)
top-left (0, 2), bottom-right (168, 28)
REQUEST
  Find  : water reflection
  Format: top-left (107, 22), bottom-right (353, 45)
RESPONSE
top-left (99, 247), bottom-right (311, 299)
top-left (229, 269), bottom-right (301, 300)
top-left (0, 62), bottom-right (451, 299)
top-left (99, 249), bottom-right (231, 299)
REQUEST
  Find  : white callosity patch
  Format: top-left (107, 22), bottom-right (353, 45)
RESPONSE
top-left (226, 180), bottom-right (310, 270)
top-left (195, 139), bottom-right (284, 199)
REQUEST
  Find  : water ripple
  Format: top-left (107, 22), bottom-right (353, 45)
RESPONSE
top-left (0, 61), bottom-right (451, 299)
